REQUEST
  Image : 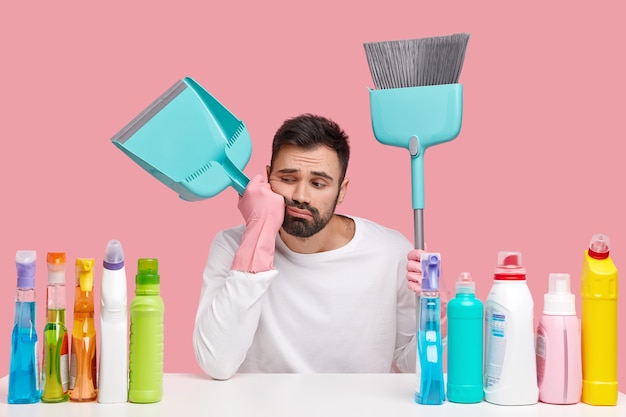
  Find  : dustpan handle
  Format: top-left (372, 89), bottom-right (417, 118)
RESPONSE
top-left (223, 157), bottom-right (250, 196)
top-left (231, 173), bottom-right (249, 196)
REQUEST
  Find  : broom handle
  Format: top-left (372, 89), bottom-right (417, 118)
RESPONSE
top-left (414, 208), bottom-right (424, 330)
top-left (414, 209), bottom-right (424, 250)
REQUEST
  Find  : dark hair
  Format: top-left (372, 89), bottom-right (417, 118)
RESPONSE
top-left (270, 114), bottom-right (350, 183)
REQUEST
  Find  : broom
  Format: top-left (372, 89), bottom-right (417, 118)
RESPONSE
top-left (363, 30), bottom-right (469, 276)
top-left (363, 30), bottom-right (469, 266)
top-left (363, 32), bottom-right (470, 404)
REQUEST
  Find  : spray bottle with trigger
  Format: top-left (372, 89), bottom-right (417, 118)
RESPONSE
top-left (415, 252), bottom-right (445, 405)
top-left (69, 258), bottom-right (98, 402)
top-left (8, 250), bottom-right (41, 404)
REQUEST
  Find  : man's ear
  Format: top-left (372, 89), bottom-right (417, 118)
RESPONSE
top-left (337, 177), bottom-right (349, 204)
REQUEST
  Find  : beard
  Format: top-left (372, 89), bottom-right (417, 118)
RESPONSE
top-left (281, 194), bottom-right (339, 238)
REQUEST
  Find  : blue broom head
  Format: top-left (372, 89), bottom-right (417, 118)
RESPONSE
top-left (368, 84), bottom-right (463, 209)
top-left (368, 83), bottom-right (463, 152)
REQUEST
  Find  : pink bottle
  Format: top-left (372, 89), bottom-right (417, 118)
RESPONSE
top-left (535, 273), bottom-right (582, 404)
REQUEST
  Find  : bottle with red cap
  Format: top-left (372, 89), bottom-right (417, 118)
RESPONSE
top-left (580, 233), bottom-right (618, 405)
top-left (484, 251), bottom-right (538, 405)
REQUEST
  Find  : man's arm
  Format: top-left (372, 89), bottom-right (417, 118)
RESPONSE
top-left (193, 235), bottom-right (277, 380)
top-left (394, 249), bottom-right (414, 372)
top-left (193, 174), bottom-right (285, 380)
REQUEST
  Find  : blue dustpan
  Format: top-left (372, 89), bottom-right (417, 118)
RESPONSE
top-left (111, 77), bottom-right (251, 201)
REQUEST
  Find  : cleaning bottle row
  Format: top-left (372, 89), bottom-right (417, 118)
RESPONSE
top-left (441, 233), bottom-right (618, 407)
top-left (7, 240), bottom-right (165, 405)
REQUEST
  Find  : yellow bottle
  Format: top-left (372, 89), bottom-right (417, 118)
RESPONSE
top-left (69, 258), bottom-right (98, 402)
top-left (580, 233), bottom-right (618, 406)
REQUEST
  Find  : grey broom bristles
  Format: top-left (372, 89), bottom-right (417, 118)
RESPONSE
top-left (364, 32), bottom-right (470, 89)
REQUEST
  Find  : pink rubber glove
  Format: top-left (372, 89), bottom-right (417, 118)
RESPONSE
top-left (406, 248), bottom-right (425, 293)
top-left (231, 174), bottom-right (285, 273)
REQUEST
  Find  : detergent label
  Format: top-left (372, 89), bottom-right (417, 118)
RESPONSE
top-left (490, 313), bottom-right (506, 337)
top-left (485, 306), bottom-right (507, 388)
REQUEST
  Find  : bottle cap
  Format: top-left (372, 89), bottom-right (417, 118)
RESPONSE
top-left (16, 250), bottom-right (37, 289)
top-left (494, 251), bottom-right (526, 280)
top-left (136, 258), bottom-right (160, 285)
top-left (544, 273), bottom-right (576, 315)
top-left (420, 252), bottom-right (440, 291)
top-left (455, 271), bottom-right (475, 294)
top-left (103, 239), bottom-right (125, 270)
top-left (47, 252), bottom-right (66, 285)
top-left (75, 258), bottom-right (95, 291)
top-left (588, 233), bottom-right (610, 260)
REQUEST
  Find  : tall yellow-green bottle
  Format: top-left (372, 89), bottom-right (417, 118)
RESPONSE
top-left (580, 233), bottom-right (618, 406)
top-left (41, 252), bottom-right (69, 402)
top-left (129, 258), bottom-right (164, 403)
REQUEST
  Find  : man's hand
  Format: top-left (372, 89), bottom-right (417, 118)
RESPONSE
top-left (406, 248), bottom-right (425, 293)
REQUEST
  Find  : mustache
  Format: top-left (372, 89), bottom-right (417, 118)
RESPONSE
top-left (284, 199), bottom-right (319, 215)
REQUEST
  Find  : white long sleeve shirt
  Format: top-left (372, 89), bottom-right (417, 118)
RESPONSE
top-left (193, 216), bottom-right (416, 380)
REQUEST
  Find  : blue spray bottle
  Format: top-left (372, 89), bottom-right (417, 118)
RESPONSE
top-left (415, 252), bottom-right (445, 405)
top-left (8, 250), bottom-right (41, 404)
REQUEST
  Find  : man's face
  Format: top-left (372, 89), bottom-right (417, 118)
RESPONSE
top-left (268, 144), bottom-right (348, 238)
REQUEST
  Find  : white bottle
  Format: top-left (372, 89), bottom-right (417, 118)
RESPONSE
top-left (484, 251), bottom-right (538, 405)
top-left (98, 239), bottom-right (128, 403)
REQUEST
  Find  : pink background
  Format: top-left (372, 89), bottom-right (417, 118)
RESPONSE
top-left (1, 1), bottom-right (623, 389)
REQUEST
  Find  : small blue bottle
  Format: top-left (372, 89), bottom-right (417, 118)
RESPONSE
top-left (8, 250), bottom-right (41, 404)
top-left (415, 252), bottom-right (445, 405)
top-left (446, 272), bottom-right (484, 403)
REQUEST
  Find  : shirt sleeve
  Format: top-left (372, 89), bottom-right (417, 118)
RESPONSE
top-left (193, 231), bottom-right (278, 380)
top-left (392, 244), bottom-right (417, 373)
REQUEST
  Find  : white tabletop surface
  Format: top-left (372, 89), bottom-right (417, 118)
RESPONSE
top-left (1, 373), bottom-right (624, 417)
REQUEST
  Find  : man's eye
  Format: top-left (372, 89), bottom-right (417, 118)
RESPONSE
top-left (281, 177), bottom-right (295, 183)
top-left (312, 182), bottom-right (326, 188)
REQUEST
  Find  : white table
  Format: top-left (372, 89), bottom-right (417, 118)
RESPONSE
top-left (1, 373), bottom-right (624, 417)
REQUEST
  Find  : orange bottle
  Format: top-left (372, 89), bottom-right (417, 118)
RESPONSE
top-left (69, 258), bottom-right (97, 401)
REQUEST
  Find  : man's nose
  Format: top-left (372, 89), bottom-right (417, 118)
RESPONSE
top-left (291, 181), bottom-right (311, 205)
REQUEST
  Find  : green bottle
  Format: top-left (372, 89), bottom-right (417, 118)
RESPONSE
top-left (41, 252), bottom-right (70, 402)
top-left (129, 258), bottom-right (164, 403)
